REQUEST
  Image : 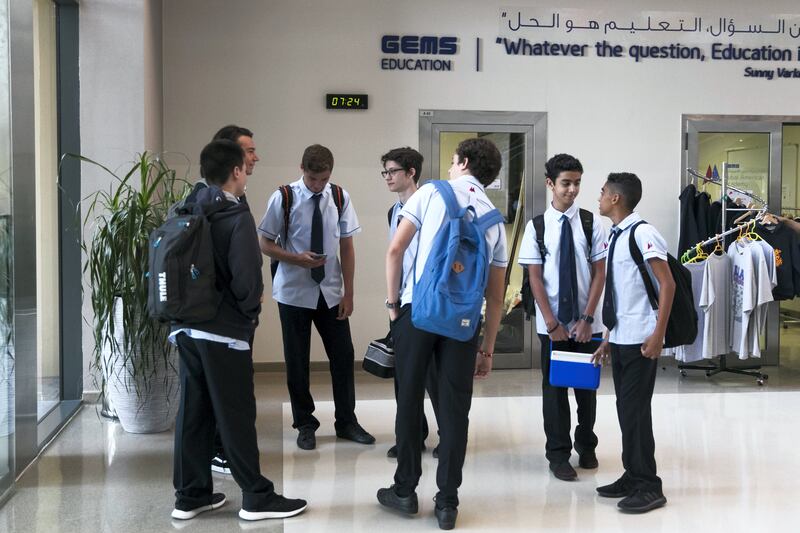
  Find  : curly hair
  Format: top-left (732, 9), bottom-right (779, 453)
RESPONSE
top-left (455, 137), bottom-right (502, 187)
top-left (544, 153), bottom-right (583, 182)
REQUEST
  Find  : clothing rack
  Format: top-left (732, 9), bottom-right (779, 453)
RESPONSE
top-left (679, 165), bottom-right (768, 386)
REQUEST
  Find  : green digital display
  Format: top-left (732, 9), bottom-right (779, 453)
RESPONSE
top-left (326, 94), bottom-right (368, 110)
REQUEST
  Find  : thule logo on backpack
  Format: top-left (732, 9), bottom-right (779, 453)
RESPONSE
top-left (158, 272), bottom-right (167, 302)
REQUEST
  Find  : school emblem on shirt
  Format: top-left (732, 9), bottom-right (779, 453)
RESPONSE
top-left (452, 261), bottom-right (465, 274)
top-left (603, 242), bottom-right (608, 249)
top-left (775, 248), bottom-right (784, 267)
top-left (647, 242), bottom-right (653, 250)
top-left (469, 187), bottom-right (475, 192)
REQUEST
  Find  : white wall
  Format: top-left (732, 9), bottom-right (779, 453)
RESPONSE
top-left (159, 0), bottom-right (800, 363)
top-left (79, 0), bottom-right (163, 392)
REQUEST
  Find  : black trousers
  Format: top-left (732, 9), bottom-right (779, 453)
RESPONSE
top-left (278, 293), bottom-right (357, 431)
top-left (393, 351), bottom-right (440, 444)
top-left (610, 343), bottom-right (662, 493)
top-left (213, 331), bottom-right (255, 459)
top-left (538, 335), bottom-right (598, 464)
top-left (173, 333), bottom-right (274, 509)
top-left (392, 305), bottom-right (478, 507)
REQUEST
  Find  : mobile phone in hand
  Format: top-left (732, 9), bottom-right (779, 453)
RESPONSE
top-left (312, 253), bottom-right (327, 260)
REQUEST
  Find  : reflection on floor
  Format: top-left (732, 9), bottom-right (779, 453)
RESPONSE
top-left (1, 367), bottom-right (800, 532)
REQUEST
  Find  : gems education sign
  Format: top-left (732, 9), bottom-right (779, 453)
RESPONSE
top-left (380, 35), bottom-right (459, 71)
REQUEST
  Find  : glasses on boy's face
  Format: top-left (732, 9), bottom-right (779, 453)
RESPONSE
top-left (381, 167), bottom-right (405, 179)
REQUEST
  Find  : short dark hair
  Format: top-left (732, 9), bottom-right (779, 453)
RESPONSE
top-left (212, 124), bottom-right (254, 143)
top-left (200, 139), bottom-right (245, 186)
top-left (455, 137), bottom-right (502, 187)
top-left (301, 144), bottom-right (334, 173)
top-left (545, 153), bottom-right (583, 182)
top-left (381, 147), bottom-right (423, 184)
top-left (606, 172), bottom-right (642, 210)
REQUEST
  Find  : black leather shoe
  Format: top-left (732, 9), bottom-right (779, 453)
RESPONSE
top-left (549, 462), bottom-right (578, 481)
top-left (578, 452), bottom-right (599, 469)
top-left (617, 490), bottom-right (667, 513)
top-left (296, 426), bottom-right (316, 450)
top-left (336, 422), bottom-right (376, 445)
top-left (377, 485), bottom-right (418, 515)
top-left (596, 477), bottom-right (633, 498)
top-left (434, 505), bottom-right (458, 530)
top-left (387, 445), bottom-right (398, 458)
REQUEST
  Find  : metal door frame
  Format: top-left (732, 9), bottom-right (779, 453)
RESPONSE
top-left (419, 110), bottom-right (547, 369)
top-left (682, 114), bottom-right (800, 367)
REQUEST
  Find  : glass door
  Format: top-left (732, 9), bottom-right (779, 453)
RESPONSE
top-left (420, 110), bottom-right (547, 369)
top-left (683, 116), bottom-right (784, 366)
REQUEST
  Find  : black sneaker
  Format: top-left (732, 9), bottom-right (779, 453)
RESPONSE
top-left (596, 477), bottom-right (634, 498)
top-left (336, 422), bottom-right (376, 445)
top-left (239, 494), bottom-right (308, 520)
top-left (617, 489), bottom-right (667, 514)
top-left (297, 426), bottom-right (316, 450)
top-left (387, 445), bottom-right (398, 458)
top-left (211, 453), bottom-right (231, 475)
top-left (172, 493), bottom-right (226, 520)
top-left (549, 461), bottom-right (578, 481)
top-left (377, 484), bottom-right (418, 515)
top-left (434, 505), bottom-right (458, 530)
top-left (578, 452), bottom-right (599, 469)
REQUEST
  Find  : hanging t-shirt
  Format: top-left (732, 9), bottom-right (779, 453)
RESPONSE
top-left (727, 240), bottom-right (773, 359)
top-left (754, 222), bottom-right (800, 300)
top-left (750, 239), bottom-right (776, 358)
top-left (675, 262), bottom-right (706, 363)
top-left (700, 252), bottom-right (732, 358)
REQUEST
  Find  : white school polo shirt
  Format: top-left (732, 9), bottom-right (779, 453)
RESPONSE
top-left (389, 200), bottom-right (418, 293)
top-left (398, 175), bottom-right (508, 305)
top-left (258, 178), bottom-right (361, 309)
top-left (606, 212), bottom-right (669, 345)
top-left (518, 202), bottom-right (608, 335)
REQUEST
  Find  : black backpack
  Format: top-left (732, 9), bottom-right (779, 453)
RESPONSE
top-left (147, 198), bottom-right (227, 323)
top-left (520, 209), bottom-right (594, 320)
top-left (270, 183), bottom-right (345, 279)
top-left (629, 221), bottom-right (698, 348)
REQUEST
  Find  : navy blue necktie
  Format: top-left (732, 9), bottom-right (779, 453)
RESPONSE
top-left (557, 214), bottom-right (579, 324)
top-left (310, 193), bottom-right (325, 284)
top-left (602, 228), bottom-right (621, 330)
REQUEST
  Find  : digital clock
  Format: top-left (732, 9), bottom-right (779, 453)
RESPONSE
top-left (326, 94), bottom-right (368, 110)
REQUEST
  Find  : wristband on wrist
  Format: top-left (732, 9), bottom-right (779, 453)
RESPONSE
top-left (478, 349), bottom-right (492, 358)
top-left (547, 323), bottom-right (559, 334)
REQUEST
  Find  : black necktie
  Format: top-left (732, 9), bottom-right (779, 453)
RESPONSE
top-left (557, 214), bottom-right (579, 324)
top-left (602, 228), bottom-right (621, 331)
top-left (310, 193), bottom-right (324, 284)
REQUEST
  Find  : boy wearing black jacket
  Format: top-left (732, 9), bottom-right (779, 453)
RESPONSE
top-left (171, 139), bottom-right (306, 522)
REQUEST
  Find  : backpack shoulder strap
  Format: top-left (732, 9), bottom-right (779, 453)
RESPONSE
top-left (387, 204), bottom-right (395, 227)
top-left (628, 221), bottom-right (658, 310)
top-left (330, 183), bottom-right (344, 219)
top-left (474, 208), bottom-right (504, 233)
top-left (431, 180), bottom-right (460, 218)
top-left (279, 185), bottom-right (293, 246)
top-left (578, 208), bottom-right (594, 259)
top-left (532, 214), bottom-right (547, 261)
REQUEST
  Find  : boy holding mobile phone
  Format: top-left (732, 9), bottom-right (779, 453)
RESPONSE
top-left (259, 144), bottom-right (374, 450)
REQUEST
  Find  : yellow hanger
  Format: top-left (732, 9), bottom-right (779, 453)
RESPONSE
top-left (712, 235), bottom-right (724, 254)
top-left (685, 243), bottom-right (708, 264)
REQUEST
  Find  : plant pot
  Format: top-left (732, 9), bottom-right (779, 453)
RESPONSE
top-left (104, 298), bottom-right (180, 434)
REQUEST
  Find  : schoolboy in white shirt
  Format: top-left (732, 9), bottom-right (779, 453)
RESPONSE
top-left (519, 154), bottom-right (607, 482)
top-left (593, 172), bottom-right (675, 514)
top-left (381, 146), bottom-right (441, 459)
top-left (259, 144), bottom-right (374, 450)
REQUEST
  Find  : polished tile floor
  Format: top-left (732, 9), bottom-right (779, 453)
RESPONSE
top-left (1, 361), bottom-right (800, 533)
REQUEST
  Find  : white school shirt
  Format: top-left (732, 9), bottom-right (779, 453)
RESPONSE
top-left (389, 201), bottom-right (418, 294)
top-left (727, 240), bottom-right (773, 359)
top-left (398, 175), bottom-right (508, 305)
top-left (518, 202), bottom-right (607, 335)
top-left (699, 252), bottom-right (732, 358)
top-left (258, 178), bottom-right (361, 309)
top-left (170, 190), bottom-right (249, 350)
top-left (606, 212), bottom-right (669, 345)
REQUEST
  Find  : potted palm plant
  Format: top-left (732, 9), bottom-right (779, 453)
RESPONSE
top-left (79, 152), bottom-right (190, 433)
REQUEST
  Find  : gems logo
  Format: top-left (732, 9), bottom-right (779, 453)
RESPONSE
top-left (380, 35), bottom-right (459, 71)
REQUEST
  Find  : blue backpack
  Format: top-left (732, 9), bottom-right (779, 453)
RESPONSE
top-left (411, 180), bottom-right (504, 341)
